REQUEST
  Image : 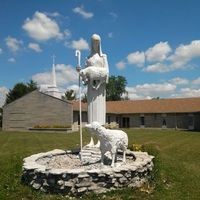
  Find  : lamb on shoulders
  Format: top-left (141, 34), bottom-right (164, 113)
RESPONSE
top-left (80, 67), bottom-right (108, 89)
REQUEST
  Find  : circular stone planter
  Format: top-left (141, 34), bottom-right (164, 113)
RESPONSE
top-left (22, 149), bottom-right (154, 196)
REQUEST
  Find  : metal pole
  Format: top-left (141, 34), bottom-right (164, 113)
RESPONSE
top-left (79, 74), bottom-right (82, 151)
top-left (75, 50), bottom-right (82, 151)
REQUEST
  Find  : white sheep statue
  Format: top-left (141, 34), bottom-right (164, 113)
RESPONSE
top-left (85, 121), bottom-right (128, 167)
top-left (80, 67), bottom-right (108, 90)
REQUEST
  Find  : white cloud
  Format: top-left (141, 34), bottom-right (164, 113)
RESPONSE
top-left (125, 76), bottom-right (200, 99)
top-left (28, 43), bottom-right (42, 52)
top-left (69, 38), bottom-right (89, 50)
top-left (126, 83), bottom-right (176, 99)
top-left (170, 77), bottom-right (189, 85)
top-left (0, 86), bottom-right (9, 107)
top-left (144, 63), bottom-right (169, 73)
top-left (169, 40), bottom-right (200, 69)
top-left (127, 51), bottom-right (145, 67)
top-left (116, 61), bottom-right (126, 70)
top-left (118, 40), bottom-right (200, 73)
top-left (145, 42), bottom-right (172, 62)
top-left (0, 48), bottom-right (2, 54)
top-left (73, 6), bottom-right (93, 19)
top-left (192, 77), bottom-right (200, 85)
top-left (32, 64), bottom-right (78, 87)
top-left (5, 36), bottom-right (23, 52)
top-left (8, 57), bottom-right (16, 63)
top-left (22, 11), bottom-right (63, 41)
top-left (44, 12), bottom-right (61, 17)
top-left (136, 83), bottom-right (176, 96)
top-left (178, 88), bottom-right (200, 98)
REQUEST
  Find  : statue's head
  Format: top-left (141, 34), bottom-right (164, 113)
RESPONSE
top-left (91, 34), bottom-right (101, 42)
top-left (91, 34), bottom-right (102, 56)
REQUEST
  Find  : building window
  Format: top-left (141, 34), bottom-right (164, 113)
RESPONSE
top-left (116, 116), bottom-right (119, 124)
top-left (107, 116), bottom-right (111, 124)
top-left (188, 114), bottom-right (194, 130)
top-left (140, 116), bottom-right (145, 126)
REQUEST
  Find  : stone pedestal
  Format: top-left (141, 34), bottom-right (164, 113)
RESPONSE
top-left (22, 149), bottom-right (154, 196)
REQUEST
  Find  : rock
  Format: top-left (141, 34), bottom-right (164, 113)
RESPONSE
top-left (114, 182), bottom-right (119, 187)
top-left (40, 187), bottom-right (47, 193)
top-left (64, 181), bottom-right (74, 187)
top-left (98, 173), bottom-right (106, 177)
top-left (114, 173), bottom-right (123, 178)
top-left (57, 180), bottom-right (64, 186)
top-left (32, 182), bottom-right (41, 190)
top-left (42, 180), bottom-right (49, 187)
top-left (87, 185), bottom-right (99, 191)
top-left (119, 177), bottom-right (127, 184)
top-left (78, 173), bottom-right (90, 178)
top-left (77, 187), bottom-right (87, 193)
top-left (97, 182), bottom-right (106, 187)
top-left (76, 181), bottom-right (91, 188)
top-left (60, 185), bottom-right (65, 190)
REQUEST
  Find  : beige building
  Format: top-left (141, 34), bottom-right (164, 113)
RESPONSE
top-left (2, 90), bottom-right (200, 131)
top-left (2, 90), bottom-right (72, 131)
top-left (73, 98), bottom-right (200, 130)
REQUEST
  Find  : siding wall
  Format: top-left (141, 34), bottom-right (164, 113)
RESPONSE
top-left (3, 90), bottom-right (73, 131)
top-left (73, 111), bottom-right (200, 130)
top-left (106, 113), bottom-right (199, 130)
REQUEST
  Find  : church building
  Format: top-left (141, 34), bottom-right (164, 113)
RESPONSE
top-left (2, 90), bottom-right (200, 131)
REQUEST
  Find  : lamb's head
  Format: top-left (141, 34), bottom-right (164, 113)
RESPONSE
top-left (85, 121), bottom-right (102, 135)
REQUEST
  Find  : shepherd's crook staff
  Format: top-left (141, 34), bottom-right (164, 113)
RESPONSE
top-left (75, 50), bottom-right (83, 152)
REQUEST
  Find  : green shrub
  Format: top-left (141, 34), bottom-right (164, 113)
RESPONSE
top-left (33, 124), bottom-right (71, 129)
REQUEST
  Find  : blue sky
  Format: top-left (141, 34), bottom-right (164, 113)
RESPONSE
top-left (0, 0), bottom-right (200, 106)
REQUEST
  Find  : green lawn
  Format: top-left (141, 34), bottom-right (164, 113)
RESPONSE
top-left (0, 129), bottom-right (199, 200)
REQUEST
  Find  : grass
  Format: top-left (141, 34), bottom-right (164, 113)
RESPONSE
top-left (0, 129), bottom-right (199, 200)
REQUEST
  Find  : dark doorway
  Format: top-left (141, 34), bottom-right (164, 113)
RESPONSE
top-left (140, 116), bottom-right (145, 126)
top-left (122, 117), bottom-right (130, 128)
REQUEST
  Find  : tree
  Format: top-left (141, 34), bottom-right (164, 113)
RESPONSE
top-left (5, 80), bottom-right (37, 104)
top-left (106, 75), bottom-right (128, 101)
top-left (27, 80), bottom-right (38, 91)
top-left (62, 90), bottom-right (76, 101)
top-left (152, 97), bottom-right (160, 100)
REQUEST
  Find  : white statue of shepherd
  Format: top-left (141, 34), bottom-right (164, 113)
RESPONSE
top-left (80, 34), bottom-right (109, 125)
